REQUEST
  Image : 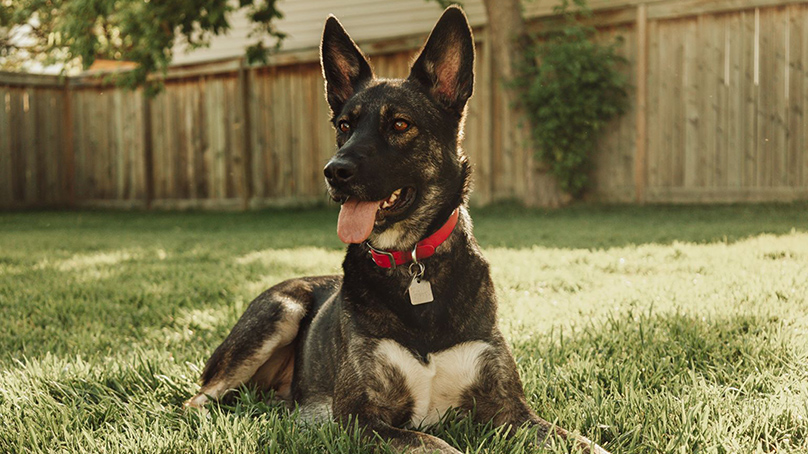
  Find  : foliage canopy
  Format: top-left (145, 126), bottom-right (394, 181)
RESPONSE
top-left (0, 0), bottom-right (285, 91)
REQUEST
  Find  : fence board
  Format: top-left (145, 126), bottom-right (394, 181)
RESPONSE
top-left (715, 14), bottom-right (729, 189)
top-left (2, 0), bottom-right (808, 209)
top-left (802, 3), bottom-right (808, 187)
top-left (647, 18), bottom-right (660, 190)
top-left (672, 19), bottom-right (688, 188)
top-left (786, 4), bottom-right (804, 187)
top-left (475, 37), bottom-right (494, 205)
top-left (742, 9), bottom-right (759, 188)
top-left (683, 18), bottom-right (700, 189)
top-left (0, 88), bottom-right (9, 202)
top-left (772, 7), bottom-right (789, 188)
top-left (726, 12), bottom-right (744, 188)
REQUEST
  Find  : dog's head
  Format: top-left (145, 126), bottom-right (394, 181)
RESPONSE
top-left (320, 6), bottom-right (474, 250)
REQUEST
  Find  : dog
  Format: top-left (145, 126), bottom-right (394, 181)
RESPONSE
top-left (186, 6), bottom-right (610, 454)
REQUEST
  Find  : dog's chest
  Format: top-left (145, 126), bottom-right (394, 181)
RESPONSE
top-left (374, 339), bottom-right (490, 427)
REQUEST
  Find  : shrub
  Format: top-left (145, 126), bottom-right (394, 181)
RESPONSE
top-left (514, 0), bottom-right (629, 197)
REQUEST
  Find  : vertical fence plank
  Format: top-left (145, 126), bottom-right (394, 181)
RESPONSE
top-left (291, 67), bottom-right (307, 197)
top-left (726, 12), bottom-right (743, 188)
top-left (704, 14), bottom-right (722, 189)
top-left (684, 18), bottom-right (700, 189)
top-left (0, 88), bottom-right (6, 204)
top-left (647, 18), bottom-right (659, 191)
top-left (672, 21), bottom-right (687, 188)
top-left (306, 69), bottom-right (322, 197)
top-left (786, 5), bottom-right (803, 187)
top-left (477, 36), bottom-right (494, 205)
top-left (801, 4), bottom-right (808, 187)
top-left (635, 4), bottom-right (648, 202)
top-left (23, 88), bottom-right (36, 203)
top-left (743, 9), bottom-right (759, 189)
top-left (773, 7), bottom-right (789, 188)
top-left (757, 7), bottom-right (774, 188)
top-left (0, 87), bottom-right (10, 205)
top-left (657, 21), bottom-right (673, 189)
top-left (238, 61), bottom-right (254, 208)
top-left (142, 91), bottom-right (154, 208)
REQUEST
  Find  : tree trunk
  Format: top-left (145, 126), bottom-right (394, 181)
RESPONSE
top-left (482, 0), bottom-right (568, 207)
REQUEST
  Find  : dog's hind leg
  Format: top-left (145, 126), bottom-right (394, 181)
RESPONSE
top-left (185, 276), bottom-right (339, 409)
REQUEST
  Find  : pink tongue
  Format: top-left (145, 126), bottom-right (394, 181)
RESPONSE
top-left (337, 198), bottom-right (380, 244)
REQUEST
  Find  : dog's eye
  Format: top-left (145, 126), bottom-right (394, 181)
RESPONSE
top-left (338, 121), bottom-right (351, 133)
top-left (393, 119), bottom-right (410, 132)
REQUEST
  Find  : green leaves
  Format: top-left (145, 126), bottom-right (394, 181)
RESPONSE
top-left (514, 0), bottom-right (628, 197)
top-left (0, 0), bottom-right (285, 91)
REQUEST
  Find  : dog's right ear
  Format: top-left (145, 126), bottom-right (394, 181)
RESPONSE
top-left (320, 16), bottom-right (374, 116)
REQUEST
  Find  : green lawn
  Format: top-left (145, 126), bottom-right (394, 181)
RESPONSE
top-left (1, 203), bottom-right (807, 453)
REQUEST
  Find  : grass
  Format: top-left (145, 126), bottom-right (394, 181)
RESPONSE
top-left (1, 202), bottom-right (807, 453)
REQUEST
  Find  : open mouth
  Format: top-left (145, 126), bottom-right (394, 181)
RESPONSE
top-left (335, 186), bottom-right (417, 244)
top-left (375, 186), bottom-right (415, 223)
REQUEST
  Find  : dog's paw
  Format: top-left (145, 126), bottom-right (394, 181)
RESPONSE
top-left (183, 393), bottom-right (211, 417)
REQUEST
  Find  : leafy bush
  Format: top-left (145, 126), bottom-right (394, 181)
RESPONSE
top-left (514, 0), bottom-right (629, 197)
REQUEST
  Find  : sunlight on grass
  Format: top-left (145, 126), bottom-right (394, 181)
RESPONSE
top-left (492, 232), bottom-right (808, 342)
top-left (1, 205), bottom-right (807, 453)
top-left (52, 250), bottom-right (141, 271)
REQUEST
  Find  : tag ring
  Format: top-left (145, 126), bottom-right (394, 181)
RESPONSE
top-left (408, 262), bottom-right (425, 279)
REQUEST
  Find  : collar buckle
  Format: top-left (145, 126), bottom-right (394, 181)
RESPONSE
top-left (367, 243), bottom-right (397, 270)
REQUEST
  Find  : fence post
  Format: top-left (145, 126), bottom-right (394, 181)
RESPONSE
top-left (63, 80), bottom-right (75, 207)
top-left (635, 3), bottom-right (649, 204)
top-left (142, 90), bottom-right (154, 209)
top-left (237, 58), bottom-right (254, 210)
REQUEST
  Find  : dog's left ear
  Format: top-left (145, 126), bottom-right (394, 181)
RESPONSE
top-left (408, 6), bottom-right (475, 115)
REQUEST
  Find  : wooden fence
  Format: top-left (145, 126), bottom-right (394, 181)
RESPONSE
top-left (2, 0), bottom-right (808, 209)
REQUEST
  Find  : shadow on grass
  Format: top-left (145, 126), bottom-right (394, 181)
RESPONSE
top-left (472, 202), bottom-right (808, 249)
top-left (190, 311), bottom-right (806, 454)
top-left (2, 202), bottom-right (807, 251)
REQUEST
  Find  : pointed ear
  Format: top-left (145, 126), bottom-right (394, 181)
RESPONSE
top-left (320, 15), bottom-right (374, 116)
top-left (408, 6), bottom-right (475, 114)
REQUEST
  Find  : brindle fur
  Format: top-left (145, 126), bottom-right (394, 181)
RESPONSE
top-left (187, 7), bottom-right (610, 454)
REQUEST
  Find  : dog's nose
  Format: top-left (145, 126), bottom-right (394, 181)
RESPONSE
top-left (324, 158), bottom-right (357, 185)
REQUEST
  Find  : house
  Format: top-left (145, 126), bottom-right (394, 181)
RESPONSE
top-left (169, 0), bottom-right (598, 67)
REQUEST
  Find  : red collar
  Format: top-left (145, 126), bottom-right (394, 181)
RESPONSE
top-left (367, 208), bottom-right (459, 269)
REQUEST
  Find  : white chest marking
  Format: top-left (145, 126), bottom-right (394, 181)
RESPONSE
top-left (375, 339), bottom-right (491, 427)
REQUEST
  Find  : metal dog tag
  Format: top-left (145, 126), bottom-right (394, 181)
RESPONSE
top-left (408, 276), bottom-right (434, 305)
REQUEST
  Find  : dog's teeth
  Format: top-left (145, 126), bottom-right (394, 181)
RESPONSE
top-left (380, 189), bottom-right (403, 210)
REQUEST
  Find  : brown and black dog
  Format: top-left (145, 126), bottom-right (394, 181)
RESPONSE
top-left (187, 6), bottom-right (610, 454)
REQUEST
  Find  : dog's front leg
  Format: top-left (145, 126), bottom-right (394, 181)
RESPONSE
top-left (332, 356), bottom-right (462, 454)
top-left (335, 408), bottom-right (462, 454)
top-left (364, 419), bottom-right (461, 454)
top-left (467, 339), bottom-right (611, 454)
top-left (471, 392), bottom-right (608, 453)
top-left (502, 409), bottom-right (609, 454)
